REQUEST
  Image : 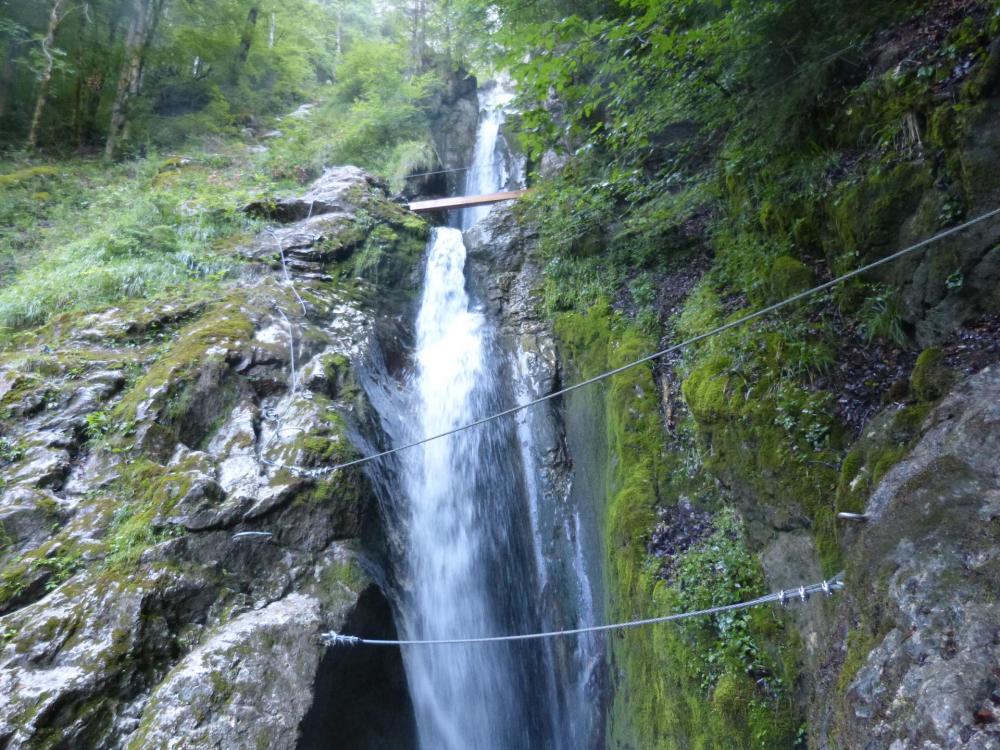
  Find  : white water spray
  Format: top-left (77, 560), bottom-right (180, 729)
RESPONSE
top-left (400, 227), bottom-right (522, 749)
top-left (393, 80), bottom-right (599, 750)
top-left (461, 83), bottom-right (515, 230)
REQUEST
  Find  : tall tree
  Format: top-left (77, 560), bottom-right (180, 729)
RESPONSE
top-left (334, 1), bottom-right (342, 62)
top-left (105, 0), bottom-right (166, 157)
top-left (27, 0), bottom-right (78, 147)
top-left (408, 0), bottom-right (425, 74)
top-left (233, 4), bottom-right (258, 78)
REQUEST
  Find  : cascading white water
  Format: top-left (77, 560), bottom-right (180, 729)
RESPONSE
top-left (399, 225), bottom-right (521, 750)
top-left (398, 83), bottom-right (542, 750)
top-left (461, 84), bottom-right (514, 231)
top-left (388, 79), bottom-right (602, 750)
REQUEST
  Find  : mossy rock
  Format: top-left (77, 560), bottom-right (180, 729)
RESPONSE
top-left (827, 162), bottom-right (933, 260)
top-left (909, 347), bottom-right (952, 401)
top-left (767, 256), bottom-right (814, 301)
top-left (681, 354), bottom-right (734, 424)
top-left (0, 166), bottom-right (60, 189)
top-left (711, 669), bottom-right (755, 731)
top-left (961, 36), bottom-right (1000, 101)
top-left (957, 99), bottom-right (1000, 208)
top-left (111, 295), bottom-right (255, 430)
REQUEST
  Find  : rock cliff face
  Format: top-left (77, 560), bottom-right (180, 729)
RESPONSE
top-left (813, 365), bottom-right (1000, 749)
top-left (2, 108), bottom-right (997, 750)
top-left (465, 208), bottom-right (609, 746)
top-left (0, 167), bottom-right (423, 749)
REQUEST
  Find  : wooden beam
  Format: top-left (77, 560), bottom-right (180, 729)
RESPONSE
top-left (408, 189), bottom-right (528, 214)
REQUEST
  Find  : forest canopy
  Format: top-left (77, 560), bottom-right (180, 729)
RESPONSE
top-left (0, 0), bottom-right (487, 159)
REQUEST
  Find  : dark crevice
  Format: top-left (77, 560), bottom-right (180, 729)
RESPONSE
top-left (296, 584), bottom-right (417, 750)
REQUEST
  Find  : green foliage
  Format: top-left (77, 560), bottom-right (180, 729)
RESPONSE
top-left (263, 39), bottom-right (443, 182)
top-left (767, 257), bottom-right (814, 301)
top-left (0, 0), bottom-right (351, 153)
top-left (0, 436), bottom-right (25, 464)
top-left (104, 459), bottom-right (187, 569)
top-left (554, 301), bottom-right (803, 748)
top-left (821, 397), bottom-right (931, 576)
top-left (0, 157), bottom-right (246, 332)
top-left (502, 1), bottom-right (1000, 745)
top-left (665, 510), bottom-right (771, 685)
top-left (0, 165), bottom-right (61, 187)
top-left (857, 284), bottom-right (907, 347)
top-left (84, 410), bottom-right (111, 441)
top-left (387, 140), bottom-right (436, 193)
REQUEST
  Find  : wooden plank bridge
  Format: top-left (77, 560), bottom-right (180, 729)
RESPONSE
top-left (408, 189), bottom-right (528, 214)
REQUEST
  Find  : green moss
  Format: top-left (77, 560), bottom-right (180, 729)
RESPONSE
top-left (319, 352), bottom-right (354, 399)
top-left (909, 347), bottom-right (952, 401)
top-left (767, 256), bottom-right (814, 301)
top-left (314, 551), bottom-right (370, 612)
top-left (680, 354), bottom-right (734, 423)
top-left (0, 436), bottom-right (26, 465)
top-left (610, 508), bottom-right (800, 749)
top-left (837, 625), bottom-right (881, 693)
top-left (712, 670), bottom-right (757, 737)
top-left (833, 401), bottom-right (934, 570)
top-left (556, 300), bottom-right (802, 749)
top-left (0, 521), bottom-right (11, 553)
top-left (552, 301), bottom-right (613, 379)
top-left (889, 402), bottom-right (931, 439)
top-left (297, 435), bottom-right (347, 464)
top-left (103, 459), bottom-right (192, 569)
top-left (552, 279), bottom-right (848, 744)
top-left (111, 295), bottom-right (254, 433)
top-left (0, 166), bottom-right (60, 188)
top-left (0, 370), bottom-right (49, 419)
top-left (0, 563), bottom-right (29, 605)
top-left (0, 527), bottom-right (95, 607)
top-left (826, 163), bottom-right (933, 263)
top-left (347, 220), bottom-right (426, 288)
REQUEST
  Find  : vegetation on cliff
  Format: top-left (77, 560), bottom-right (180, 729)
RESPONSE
top-left (0, 0), bottom-right (451, 338)
top-left (2, 0), bottom-right (1000, 747)
top-left (490, 0), bottom-right (1000, 746)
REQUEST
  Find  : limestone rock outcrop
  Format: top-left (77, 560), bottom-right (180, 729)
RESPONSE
top-left (0, 167), bottom-right (422, 749)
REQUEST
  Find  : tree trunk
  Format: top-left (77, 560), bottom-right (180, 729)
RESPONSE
top-left (335, 2), bottom-right (342, 61)
top-left (105, 0), bottom-right (165, 158)
top-left (27, 0), bottom-right (67, 148)
top-left (72, 70), bottom-right (83, 146)
top-left (72, 4), bottom-right (93, 149)
top-left (232, 5), bottom-right (258, 81)
top-left (269, 11), bottom-right (275, 49)
top-left (409, 0), bottom-right (425, 74)
top-left (442, 0), bottom-right (453, 70)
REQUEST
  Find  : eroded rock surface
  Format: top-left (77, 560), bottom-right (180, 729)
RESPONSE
top-left (0, 166), bottom-right (423, 749)
top-left (813, 365), bottom-right (1000, 749)
top-left (131, 593), bottom-right (323, 750)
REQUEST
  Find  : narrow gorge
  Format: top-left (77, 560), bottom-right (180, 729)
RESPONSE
top-left (1, 1), bottom-right (1000, 748)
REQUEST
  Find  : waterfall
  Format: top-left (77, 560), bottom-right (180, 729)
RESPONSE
top-left (460, 83), bottom-right (514, 231)
top-left (364, 79), bottom-right (603, 750)
top-left (399, 226), bottom-right (508, 748)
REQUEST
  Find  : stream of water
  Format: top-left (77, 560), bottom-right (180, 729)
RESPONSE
top-left (372, 81), bottom-right (602, 750)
